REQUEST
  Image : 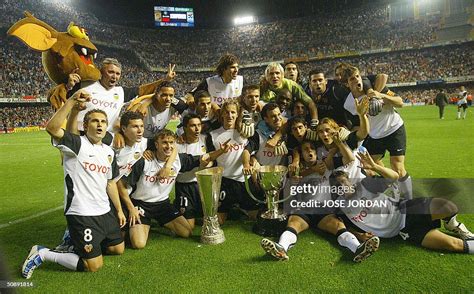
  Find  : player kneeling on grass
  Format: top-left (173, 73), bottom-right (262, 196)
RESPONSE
top-left (261, 139), bottom-right (379, 262)
top-left (120, 129), bottom-right (231, 249)
top-left (22, 90), bottom-right (126, 279)
top-left (335, 151), bottom-right (474, 254)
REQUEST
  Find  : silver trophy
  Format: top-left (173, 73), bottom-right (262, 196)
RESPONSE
top-left (244, 165), bottom-right (289, 237)
top-left (196, 167), bottom-right (225, 245)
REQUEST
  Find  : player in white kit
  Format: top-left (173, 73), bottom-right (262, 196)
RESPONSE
top-left (343, 65), bottom-right (412, 201)
top-left (456, 86), bottom-right (468, 120)
top-left (261, 138), bottom-right (379, 262)
top-left (174, 114), bottom-right (209, 229)
top-left (122, 129), bottom-right (230, 249)
top-left (186, 53), bottom-right (243, 106)
top-left (22, 90), bottom-right (126, 279)
top-left (335, 151), bottom-right (474, 254)
top-left (206, 100), bottom-right (258, 224)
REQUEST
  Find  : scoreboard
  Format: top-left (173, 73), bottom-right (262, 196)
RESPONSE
top-left (154, 6), bottom-right (195, 27)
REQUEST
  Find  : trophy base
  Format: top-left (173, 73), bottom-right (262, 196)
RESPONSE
top-left (201, 216), bottom-right (225, 245)
top-left (252, 213), bottom-right (288, 237)
top-left (201, 231), bottom-right (225, 245)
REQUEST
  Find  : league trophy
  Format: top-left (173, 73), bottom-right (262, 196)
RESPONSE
top-left (244, 165), bottom-right (289, 237)
top-left (196, 167), bottom-right (225, 244)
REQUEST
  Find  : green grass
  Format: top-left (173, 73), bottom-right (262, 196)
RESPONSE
top-left (0, 105), bottom-right (473, 292)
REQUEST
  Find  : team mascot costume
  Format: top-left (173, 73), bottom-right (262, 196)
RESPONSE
top-left (7, 11), bottom-right (101, 110)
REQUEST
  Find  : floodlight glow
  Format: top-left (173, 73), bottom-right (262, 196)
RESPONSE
top-left (234, 16), bottom-right (255, 25)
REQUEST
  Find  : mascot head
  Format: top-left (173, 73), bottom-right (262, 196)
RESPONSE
top-left (7, 11), bottom-right (101, 85)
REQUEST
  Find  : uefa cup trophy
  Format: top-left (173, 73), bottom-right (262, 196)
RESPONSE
top-left (196, 167), bottom-right (225, 244)
top-left (244, 165), bottom-right (289, 237)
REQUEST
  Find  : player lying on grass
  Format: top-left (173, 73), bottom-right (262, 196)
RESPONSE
top-left (261, 138), bottom-right (379, 262)
top-left (335, 151), bottom-right (474, 254)
top-left (119, 129), bottom-right (231, 249)
top-left (22, 90), bottom-right (126, 279)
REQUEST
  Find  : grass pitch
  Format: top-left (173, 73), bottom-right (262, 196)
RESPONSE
top-left (0, 105), bottom-right (473, 292)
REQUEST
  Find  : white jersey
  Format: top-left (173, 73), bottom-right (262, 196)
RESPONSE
top-left (248, 129), bottom-right (285, 166)
top-left (126, 154), bottom-right (200, 203)
top-left (339, 178), bottom-right (405, 238)
top-left (207, 127), bottom-right (248, 182)
top-left (458, 91), bottom-right (468, 105)
top-left (77, 81), bottom-right (126, 132)
top-left (114, 138), bottom-right (148, 180)
top-left (54, 131), bottom-right (118, 216)
top-left (206, 75), bottom-right (243, 105)
top-left (176, 135), bottom-right (207, 183)
top-left (143, 105), bottom-right (176, 139)
top-left (317, 146), bottom-right (365, 182)
top-left (344, 92), bottom-right (403, 139)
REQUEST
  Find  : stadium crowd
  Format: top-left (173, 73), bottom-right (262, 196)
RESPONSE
top-left (1, 0), bottom-right (440, 69)
top-left (2, 0), bottom-right (471, 105)
top-left (2, 31), bottom-right (473, 101)
top-left (0, 105), bottom-right (53, 128)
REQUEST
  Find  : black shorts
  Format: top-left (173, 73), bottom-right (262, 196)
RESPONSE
top-left (218, 177), bottom-right (260, 213)
top-left (174, 181), bottom-right (202, 219)
top-left (399, 198), bottom-right (441, 245)
top-left (458, 103), bottom-right (468, 110)
top-left (66, 210), bottom-right (123, 259)
top-left (289, 212), bottom-right (333, 229)
top-left (130, 198), bottom-right (182, 226)
top-left (363, 124), bottom-right (406, 157)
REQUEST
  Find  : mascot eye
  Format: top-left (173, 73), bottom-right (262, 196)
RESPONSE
top-left (93, 53), bottom-right (97, 59)
top-left (81, 47), bottom-right (88, 56)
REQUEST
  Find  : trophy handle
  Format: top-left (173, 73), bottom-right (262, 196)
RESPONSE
top-left (272, 176), bottom-right (292, 204)
top-left (244, 175), bottom-right (266, 204)
top-left (273, 192), bottom-right (292, 204)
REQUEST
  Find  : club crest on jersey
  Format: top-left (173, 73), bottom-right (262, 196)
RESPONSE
top-left (108, 155), bottom-right (113, 163)
top-left (84, 244), bottom-right (93, 253)
top-left (252, 112), bottom-right (261, 123)
top-left (134, 152), bottom-right (140, 160)
top-left (113, 93), bottom-right (119, 100)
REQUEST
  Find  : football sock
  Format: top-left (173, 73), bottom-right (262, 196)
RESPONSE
top-left (278, 227), bottom-right (298, 252)
top-left (398, 173), bottom-right (412, 200)
top-left (336, 229), bottom-right (360, 253)
top-left (464, 240), bottom-right (474, 254)
top-left (457, 111), bottom-right (461, 119)
top-left (39, 248), bottom-right (81, 271)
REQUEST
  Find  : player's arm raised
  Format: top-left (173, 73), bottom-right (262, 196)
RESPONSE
top-left (357, 152), bottom-right (398, 180)
top-left (65, 93), bottom-right (89, 135)
top-left (46, 89), bottom-right (91, 140)
top-left (354, 96), bottom-right (369, 141)
top-left (373, 74), bottom-right (388, 92)
top-left (334, 132), bottom-right (355, 165)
